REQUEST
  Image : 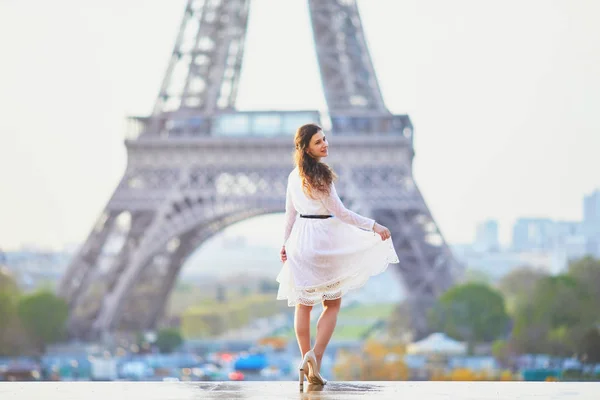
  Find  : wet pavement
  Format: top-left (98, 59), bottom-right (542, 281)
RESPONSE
top-left (1, 381), bottom-right (599, 399)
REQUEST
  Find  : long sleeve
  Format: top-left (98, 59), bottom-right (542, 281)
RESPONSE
top-left (282, 182), bottom-right (298, 245)
top-left (319, 182), bottom-right (375, 231)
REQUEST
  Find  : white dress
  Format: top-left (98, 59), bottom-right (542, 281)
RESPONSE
top-left (276, 167), bottom-right (400, 306)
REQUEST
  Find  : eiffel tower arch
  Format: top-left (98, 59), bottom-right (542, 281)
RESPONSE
top-left (58, 0), bottom-right (463, 340)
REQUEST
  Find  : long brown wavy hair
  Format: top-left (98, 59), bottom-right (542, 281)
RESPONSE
top-left (294, 123), bottom-right (337, 198)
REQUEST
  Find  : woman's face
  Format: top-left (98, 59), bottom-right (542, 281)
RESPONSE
top-left (306, 130), bottom-right (328, 159)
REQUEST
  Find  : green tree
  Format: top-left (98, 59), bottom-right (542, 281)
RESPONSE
top-left (462, 268), bottom-right (493, 285)
top-left (0, 268), bottom-right (30, 356)
top-left (0, 268), bottom-right (18, 324)
top-left (579, 327), bottom-right (600, 364)
top-left (0, 289), bottom-right (17, 355)
top-left (496, 266), bottom-right (549, 314)
top-left (155, 328), bottom-right (183, 353)
top-left (568, 256), bottom-right (600, 311)
top-left (491, 339), bottom-right (511, 366)
top-left (428, 283), bottom-right (510, 353)
top-left (0, 266), bottom-right (19, 294)
top-left (511, 275), bottom-right (596, 356)
top-left (17, 290), bottom-right (68, 354)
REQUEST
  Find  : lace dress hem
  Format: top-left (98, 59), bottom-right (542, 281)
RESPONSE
top-left (276, 245), bottom-right (399, 307)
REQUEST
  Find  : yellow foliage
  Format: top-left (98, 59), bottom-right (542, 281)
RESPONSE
top-left (333, 340), bottom-right (521, 382)
top-left (448, 368), bottom-right (474, 381)
top-left (433, 368), bottom-right (518, 381)
top-left (333, 340), bottom-right (409, 381)
top-left (499, 370), bottom-right (514, 381)
top-left (430, 370), bottom-right (447, 381)
top-left (258, 337), bottom-right (287, 350)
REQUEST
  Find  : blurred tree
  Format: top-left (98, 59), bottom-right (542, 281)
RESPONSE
top-left (0, 266), bottom-right (19, 294)
top-left (17, 290), bottom-right (68, 354)
top-left (0, 290), bottom-right (18, 355)
top-left (0, 289), bottom-right (15, 328)
top-left (428, 283), bottom-right (510, 354)
top-left (568, 256), bottom-right (600, 312)
top-left (511, 275), bottom-right (596, 356)
top-left (0, 268), bottom-right (18, 323)
top-left (155, 328), bottom-right (183, 353)
top-left (388, 302), bottom-right (413, 339)
top-left (462, 268), bottom-right (493, 284)
top-left (0, 267), bottom-right (27, 356)
top-left (333, 349), bottom-right (363, 380)
top-left (333, 340), bottom-right (408, 381)
top-left (496, 266), bottom-right (549, 314)
top-left (491, 339), bottom-right (511, 367)
top-left (579, 327), bottom-right (600, 364)
top-left (135, 331), bottom-right (146, 346)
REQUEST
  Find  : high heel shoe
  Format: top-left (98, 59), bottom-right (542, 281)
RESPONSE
top-left (298, 366), bottom-right (306, 391)
top-left (300, 349), bottom-right (327, 385)
top-left (298, 355), bottom-right (309, 391)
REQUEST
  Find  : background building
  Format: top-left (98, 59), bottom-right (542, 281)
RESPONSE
top-left (584, 189), bottom-right (600, 257)
top-left (474, 220), bottom-right (499, 252)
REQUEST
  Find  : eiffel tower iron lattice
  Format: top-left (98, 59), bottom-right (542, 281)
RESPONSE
top-left (58, 0), bottom-right (463, 340)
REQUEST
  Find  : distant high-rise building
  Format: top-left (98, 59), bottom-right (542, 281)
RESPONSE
top-left (553, 221), bottom-right (585, 246)
top-left (584, 189), bottom-right (600, 222)
top-left (474, 220), bottom-right (499, 252)
top-left (551, 221), bottom-right (587, 271)
top-left (583, 189), bottom-right (600, 257)
top-left (512, 218), bottom-right (555, 251)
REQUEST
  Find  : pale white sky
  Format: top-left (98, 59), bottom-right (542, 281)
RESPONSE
top-left (1, 0), bottom-right (599, 251)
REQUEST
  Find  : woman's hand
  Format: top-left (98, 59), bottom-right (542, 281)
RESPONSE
top-left (373, 222), bottom-right (391, 241)
top-left (280, 246), bottom-right (287, 263)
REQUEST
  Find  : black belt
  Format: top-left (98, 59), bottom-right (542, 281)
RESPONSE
top-left (300, 214), bottom-right (333, 219)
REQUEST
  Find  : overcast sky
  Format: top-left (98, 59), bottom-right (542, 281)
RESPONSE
top-left (1, 0), bottom-right (599, 251)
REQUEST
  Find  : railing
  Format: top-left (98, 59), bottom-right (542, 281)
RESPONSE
top-left (124, 110), bottom-right (413, 141)
top-left (124, 116), bottom-right (149, 141)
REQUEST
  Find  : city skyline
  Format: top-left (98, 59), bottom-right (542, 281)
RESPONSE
top-left (1, 0), bottom-right (600, 251)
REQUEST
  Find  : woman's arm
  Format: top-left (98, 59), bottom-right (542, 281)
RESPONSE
top-left (282, 182), bottom-right (298, 246)
top-left (319, 182), bottom-right (375, 231)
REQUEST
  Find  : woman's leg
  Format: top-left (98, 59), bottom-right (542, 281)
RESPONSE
top-left (313, 297), bottom-right (342, 368)
top-left (294, 304), bottom-right (313, 358)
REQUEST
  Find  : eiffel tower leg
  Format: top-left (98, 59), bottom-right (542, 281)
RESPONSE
top-left (59, 211), bottom-right (118, 303)
top-left (347, 162), bottom-right (462, 339)
top-left (152, 0), bottom-right (251, 117)
top-left (92, 206), bottom-right (272, 337)
top-left (65, 158), bottom-right (290, 339)
top-left (114, 213), bottom-right (242, 331)
top-left (102, 212), bottom-right (155, 295)
top-left (308, 0), bottom-right (386, 113)
top-left (372, 191), bottom-right (461, 339)
top-left (132, 227), bottom-right (214, 330)
top-left (63, 210), bottom-right (155, 338)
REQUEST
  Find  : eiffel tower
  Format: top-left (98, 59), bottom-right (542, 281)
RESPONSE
top-left (58, 0), bottom-right (463, 340)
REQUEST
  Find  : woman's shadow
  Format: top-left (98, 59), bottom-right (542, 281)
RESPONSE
top-left (300, 382), bottom-right (381, 399)
top-left (301, 383), bottom-right (325, 399)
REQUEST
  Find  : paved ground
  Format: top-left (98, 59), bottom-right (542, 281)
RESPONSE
top-left (1, 381), bottom-right (599, 399)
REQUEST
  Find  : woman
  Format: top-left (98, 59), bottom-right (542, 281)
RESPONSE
top-left (276, 123), bottom-right (399, 388)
